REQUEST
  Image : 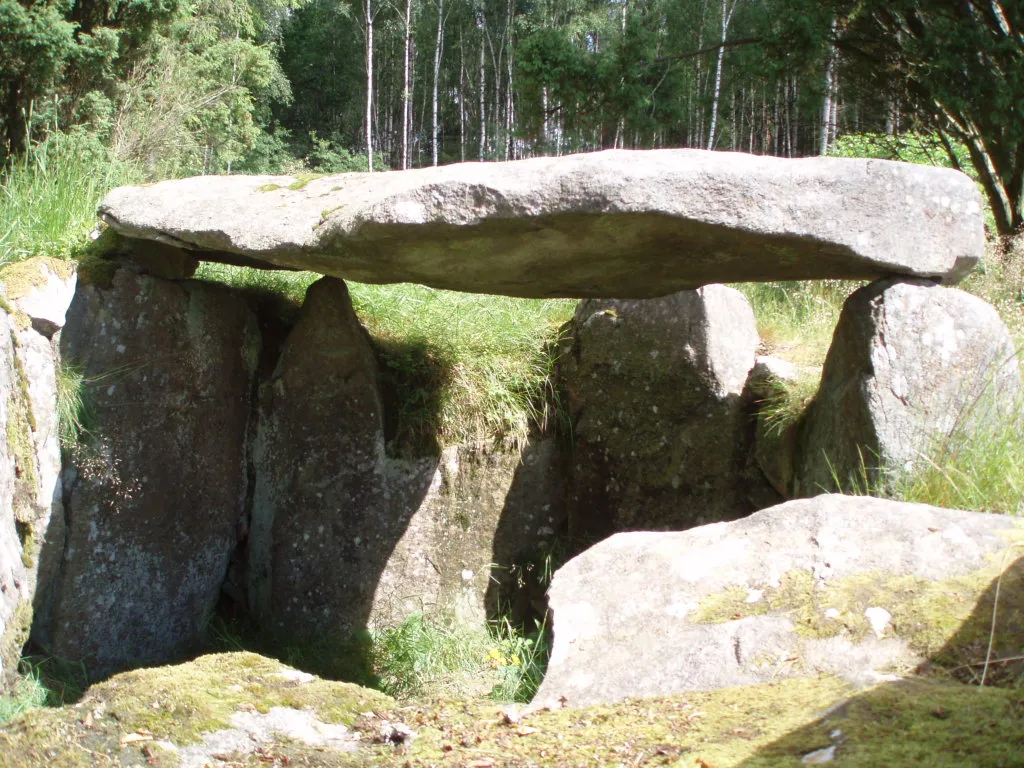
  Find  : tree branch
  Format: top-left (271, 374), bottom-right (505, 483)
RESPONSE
top-left (654, 37), bottom-right (761, 64)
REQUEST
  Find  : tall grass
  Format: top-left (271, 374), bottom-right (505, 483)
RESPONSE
top-left (737, 280), bottom-right (860, 367)
top-left (371, 613), bottom-right (549, 702)
top-left (349, 284), bottom-right (574, 451)
top-left (0, 131), bottom-right (138, 266)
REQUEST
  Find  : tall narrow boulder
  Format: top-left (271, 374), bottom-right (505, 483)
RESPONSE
top-left (247, 278), bottom-right (565, 648)
top-left (559, 285), bottom-right (766, 540)
top-left (0, 259), bottom-right (73, 691)
top-left (248, 277), bottom-right (391, 641)
top-left (34, 266), bottom-right (260, 677)
top-left (796, 278), bottom-right (1021, 495)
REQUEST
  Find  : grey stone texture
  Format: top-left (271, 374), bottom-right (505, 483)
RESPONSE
top-left (534, 494), bottom-right (1022, 708)
top-left (34, 266), bottom-right (260, 677)
top-left (248, 277), bottom-right (564, 641)
top-left (99, 150), bottom-right (983, 298)
top-left (558, 285), bottom-right (770, 539)
top-left (796, 279), bottom-right (1021, 495)
top-left (0, 276), bottom-right (69, 691)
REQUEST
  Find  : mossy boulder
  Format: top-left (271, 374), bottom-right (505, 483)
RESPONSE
top-left (0, 302), bottom-right (65, 693)
top-left (536, 494), bottom-right (1024, 709)
top-left (0, 257), bottom-right (76, 339)
top-left (0, 652), bottom-right (392, 767)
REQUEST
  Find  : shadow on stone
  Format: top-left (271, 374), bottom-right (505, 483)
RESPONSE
top-left (484, 434), bottom-right (570, 629)
top-left (375, 336), bottom-right (451, 459)
top-left (736, 555), bottom-right (1024, 766)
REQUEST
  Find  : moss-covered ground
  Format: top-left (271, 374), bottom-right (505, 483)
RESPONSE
top-left (0, 653), bottom-right (1021, 767)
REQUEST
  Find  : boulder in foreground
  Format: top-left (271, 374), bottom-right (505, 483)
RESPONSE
top-left (535, 494), bottom-right (1023, 708)
top-left (100, 150), bottom-right (983, 298)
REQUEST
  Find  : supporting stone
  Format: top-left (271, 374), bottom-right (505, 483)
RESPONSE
top-left (559, 285), bottom-right (767, 540)
top-left (795, 278), bottom-right (1021, 495)
top-left (34, 266), bottom-right (260, 677)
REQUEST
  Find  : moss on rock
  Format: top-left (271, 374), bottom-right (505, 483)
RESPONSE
top-left (0, 601), bottom-right (32, 691)
top-left (689, 530), bottom-right (1024, 673)
top-left (0, 652), bottom-right (392, 767)
top-left (0, 257), bottom-right (74, 302)
top-left (0, 655), bottom-right (1020, 767)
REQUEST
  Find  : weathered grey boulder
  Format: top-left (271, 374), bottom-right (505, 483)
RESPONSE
top-left (248, 277), bottom-right (564, 644)
top-left (559, 285), bottom-right (769, 539)
top-left (0, 261), bottom-right (71, 691)
top-left (99, 150), bottom-right (982, 298)
top-left (33, 266), bottom-right (260, 677)
top-left (0, 257), bottom-right (77, 337)
top-left (534, 494), bottom-right (1023, 708)
top-left (796, 279), bottom-right (1021, 495)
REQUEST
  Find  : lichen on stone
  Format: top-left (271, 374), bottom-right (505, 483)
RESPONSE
top-left (0, 257), bottom-right (74, 301)
top-left (688, 534), bottom-right (1024, 669)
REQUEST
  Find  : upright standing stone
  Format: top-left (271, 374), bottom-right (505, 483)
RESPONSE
top-left (248, 277), bottom-right (390, 641)
top-left (559, 285), bottom-right (765, 540)
top-left (34, 266), bottom-right (259, 677)
top-left (0, 258), bottom-right (73, 691)
top-left (797, 278), bottom-right (1021, 495)
top-left (248, 278), bottom-right (565, 645)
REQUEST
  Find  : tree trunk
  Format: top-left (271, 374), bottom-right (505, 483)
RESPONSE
top-left (707, 0), bottom-right (737, 150)
top-left (459, 34), bottom-right (466, 163)
top-left (432, 0), bottom-right (444, 166)
top-left (402, 0), bottom-right (413, 170)
top-left (478, 25), bottom-right (486, 160)
top-left (364, 0), bottom-right (375, 172)
top-left (819, 19), bottom-right (837, 156)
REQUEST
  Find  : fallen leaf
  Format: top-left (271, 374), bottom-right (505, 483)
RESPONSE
top-left (516, 726), bottom-right (540, 736)
top-left (120, 731), bottom-right (154, 745)
top-left (467, 760), bottom-right (495, 768)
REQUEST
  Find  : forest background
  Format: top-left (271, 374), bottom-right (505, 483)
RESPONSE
top-left (2, 0), bottom-right (1022, 239)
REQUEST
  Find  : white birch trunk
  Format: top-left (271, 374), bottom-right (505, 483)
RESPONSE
top-left (402, 0), bottom-right (413, 169)
top-left (365, 0), bottom-right (375, 172)
top-left (707, 0), bottom-right (738, 150)
top-left (432, 0), bottom-right (444, 166)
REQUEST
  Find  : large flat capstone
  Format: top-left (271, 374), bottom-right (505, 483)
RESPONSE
top-left (99, 150), bottom-right (983, 298)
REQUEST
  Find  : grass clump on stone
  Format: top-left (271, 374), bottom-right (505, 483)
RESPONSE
top-left (350, 283), bottom-right (573, 452)
top-left (193, 264), bottom-right (574, 451)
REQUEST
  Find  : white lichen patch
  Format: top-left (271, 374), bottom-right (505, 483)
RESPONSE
top-left (176, 707), bottom-right (359, 767)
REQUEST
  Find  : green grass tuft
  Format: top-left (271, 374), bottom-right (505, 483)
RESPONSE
top-left (370, 613), bottom-right (549, 703)
top-left (348, 283), bottom-right (573, 452)
top-left (0, 670), bottom-right (48, 725)
top-left (881, 391), bottom-right (1024, 515)
top-left (55, 360), bottom-right (92, 448)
